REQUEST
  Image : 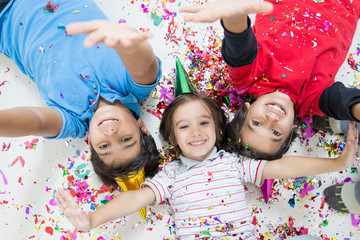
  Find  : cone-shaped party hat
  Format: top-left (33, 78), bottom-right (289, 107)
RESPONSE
top-left (115, 169), bottom-right (146, 220)
top-left (261, 179), bottom-right (274, 204)
top-left (175, 56), bottom-right (197, 97)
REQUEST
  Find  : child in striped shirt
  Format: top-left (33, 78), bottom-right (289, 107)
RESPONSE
top-left (55, 93), bottom-right (358, 239)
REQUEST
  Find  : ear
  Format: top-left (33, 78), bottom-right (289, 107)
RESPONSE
top-left (86, 135), bottom-right (91, 146)
top-left (293, 124), bottom-right (298, 129)
top-left (169, 135), bottom-right (176, 146)
top-left (138, 119), bottom-right (150, 136)
top-left (245, 102), bottom-right (251, 109)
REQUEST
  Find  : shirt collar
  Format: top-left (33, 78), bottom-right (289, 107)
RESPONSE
top-left (179, 147), bottom-right (223, 172)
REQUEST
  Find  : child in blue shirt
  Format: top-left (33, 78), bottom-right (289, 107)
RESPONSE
top-left (0, 0), bottom-right (162, 184)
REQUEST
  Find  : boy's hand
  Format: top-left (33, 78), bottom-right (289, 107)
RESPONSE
top-left (55, 188), bottom-right (92, 231)
top-left (337, 121), bottom-right (359, 169)
top-left (180, 0), bottom-right (273, 23)
top-left (66, 20), bottom-right (152, 54)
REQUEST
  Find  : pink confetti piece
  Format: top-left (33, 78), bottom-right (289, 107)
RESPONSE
top-left (0, 169), bottom-right (8, 185)
top-left (24, 138), bottom-right (39, 150)
top-left (49, 198), bottom-right (57, 206)
top-left (10, 156), bottom-right (25, 167)
top-left (67, 228), bottom-right (78, 239)
top-left (351, 214), bottom-right (360, 226)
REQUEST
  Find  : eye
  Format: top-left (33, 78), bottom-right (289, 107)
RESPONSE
top-left (200, 121), bottom-right (209, 126)
top-left (273, 130), bottom-right (281, 136)
top-left (252, 120), bottom-right (261, 126)
top-left (179, 125), bottom-right (188, 130)
top-left (99, 143), bottom-right (109, 149)
top-left (121, 137), bottom-right (132, 142)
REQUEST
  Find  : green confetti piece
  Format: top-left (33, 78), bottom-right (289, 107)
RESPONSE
top-left (151, 13), bottom-right (162, 26)
top-left (101, 200), bottom-right (109, 206)
top-left (57, 23), bottom-right (67, 29)
top-left (74, 163), bottom-right (90, 179)
top-left (270, 16), bottom-right (275, 20)
top-left (245, 143), bottom-right (249, 149)
top-left (322, 219), bottom-right (328, 227)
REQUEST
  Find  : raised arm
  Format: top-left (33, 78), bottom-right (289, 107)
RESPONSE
top-left (66, 20), bottom-right (159, 85)
top-left (180, 0), bottom-right (273, 33)
top-left (262, 122), bottom-right (359, 180)
top-left (0, 107), bottom-right (62, 137)
top-left (55, 187), bottom-right (155, 231)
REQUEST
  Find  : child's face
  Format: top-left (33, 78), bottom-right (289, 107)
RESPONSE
top-left (88, 103), bottom-right (142, 167)
top-left (240, 92), bottom-right (296, 155)
top-left (172, 100), bottom-right (216, 161)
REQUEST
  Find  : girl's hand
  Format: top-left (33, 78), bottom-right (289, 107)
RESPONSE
top-left (337, 121), bottom-right (359, 169)
top-left (55, 188), bottom-right (92, 231)
top-left (180, 0), bottom-right (273, 23)
top-left (66, 20), bottom-right (153, 54)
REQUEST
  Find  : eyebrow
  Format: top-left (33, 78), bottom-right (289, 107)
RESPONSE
top-left (247, 122), bottom-right (283, 143)
top-left (175, 115), bottom-right (212, 127)
top-left (98, 140), bottom-right (137, 157)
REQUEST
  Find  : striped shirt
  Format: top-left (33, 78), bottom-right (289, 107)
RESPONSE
top-left (144, 148), bottom-right (267, 239)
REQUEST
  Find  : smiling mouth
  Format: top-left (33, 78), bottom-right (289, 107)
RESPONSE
top-left (189, 140), bottom-right (206, 146)
top-left (266, 104), bottom-right (286, 114)
top-left (98, 119), bottom-right (118, 126)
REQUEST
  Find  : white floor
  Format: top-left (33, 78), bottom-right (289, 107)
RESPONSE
top-left (0, 0), bottom-right (360, 239)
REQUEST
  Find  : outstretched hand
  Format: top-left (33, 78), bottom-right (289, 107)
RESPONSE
top-left (55, 188), bottom-right (92, 231)
top-left (180, 0), bottom-right (273, 23)
top-left (339, 121), bottom-right (359, 169)
top-left (66, 20), bottom-right (152, 53)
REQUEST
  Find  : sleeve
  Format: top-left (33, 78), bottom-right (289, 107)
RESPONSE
top-left (221, 17), bottom-right (258, 68)
top-left (236, 157), bottom-right (267, 187)
top-left (142, 163), bottom-right (174, 206)
top-left (318, 81), bottom-right (360, 121)
top-left (44, 106), bottom-right (87, 140)
top-left (126, 57), bottom-right (162, 101)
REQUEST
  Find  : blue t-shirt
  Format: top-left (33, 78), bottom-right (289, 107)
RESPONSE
top-left (0, 0), bottom-right (162, 139)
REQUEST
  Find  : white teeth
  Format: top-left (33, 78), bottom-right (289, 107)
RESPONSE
top-left (99, 119), bottom-right (117, 126)
top-left (190, 140), bottom-right (205, 146)
top-left (267, 104), bottom-right (285, 114)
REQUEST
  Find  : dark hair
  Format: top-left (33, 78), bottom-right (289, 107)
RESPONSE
top-left (90, 131), bottom-right (159, 186)
top-left (159, 93), bottom-right (227, 156)
top-left (222, 100), bottom-right (299, 160)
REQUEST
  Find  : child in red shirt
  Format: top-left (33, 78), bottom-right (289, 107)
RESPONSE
top-left (181, 0), bottom-right (360, 159)
top-left (181, 0), bottom-right (360, 216)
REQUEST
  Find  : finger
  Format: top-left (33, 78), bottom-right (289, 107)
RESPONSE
top-left (55, 190), bottom-right (67, 210)
top-left (54, 198), bottom-right (65, 212)
top-left (184, 12), bottom-right (216, 23)
top-left (83, 31), bottom-right (107, 48)
top-left (66, 21), bottom-right (99, 35)
top-left (179, 5), bottom-right (203, 13)
top-left (248, 1), bottom-right (274, 15)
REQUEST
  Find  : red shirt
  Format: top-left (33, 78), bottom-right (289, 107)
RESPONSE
top-left (228, 0), bottom-right (360, 117)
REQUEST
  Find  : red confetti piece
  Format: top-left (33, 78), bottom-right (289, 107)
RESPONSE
top-left (24, 138), bottom-right (39, 150)
top-left (11, 156), bottom-right (25, 167)
top-left (45, 226), bottom-right (54, 235)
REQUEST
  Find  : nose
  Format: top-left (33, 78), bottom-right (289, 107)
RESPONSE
top-left (190, 126), bottom-right (201, 137)
top-left (265, 111), bottom-right (280, 121)
top-left (104, 127), bottom-right (117, 136)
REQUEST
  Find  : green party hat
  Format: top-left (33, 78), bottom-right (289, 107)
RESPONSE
top-left (175, 56), bottom-right (197, 97)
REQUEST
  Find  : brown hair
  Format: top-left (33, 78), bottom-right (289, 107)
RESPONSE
top-left (159, 93), bottom-right (227, 156)
top-left (222, 100), bottom-right (299, 160)
top-left (90, 131), bottom-right (159, 186)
